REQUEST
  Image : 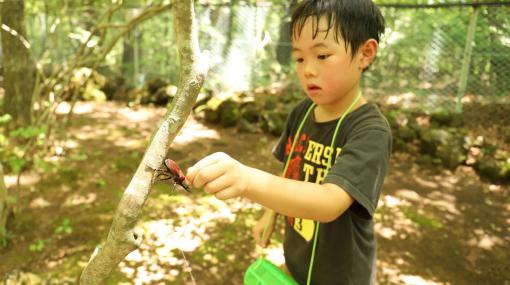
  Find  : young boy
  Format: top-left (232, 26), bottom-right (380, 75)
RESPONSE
top-left (186, 0), bottom-right (391, 284)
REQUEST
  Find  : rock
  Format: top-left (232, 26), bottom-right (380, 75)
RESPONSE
top-left (420, 128), bottom-right (451, 155)
top-left (199, 96), bottom-right (224, 124)
top-left (419, 128), bottom-right (467, 170)
top-left (204, 108), bottom-right (219, 124)
top-left (127, 87), bottom-right (148, 104)
top-left (261, 110), bottom-right (287, 136)
top-left (262, 96), bottom-right (279, 110)
top-left (240, 102), bottom-right (260, 123)
top-left (147, 78), bottom-right (167, 95)
top-left (396, 125), bottom-right (418, 142)
top-left (474, 158), bottom-right (510, 183)
top-left (193, 90), bottom-right (213, 112)
top-left (436, 145), bottom-right (466, 170)
top-left (392, 137), bottom-right (409, 153)
top-left (430, 109), bottom-right (463, 127)
top-left (238, 118), bottom-right (258, 133)
top-left (102, 76), bottom-right (126, 101)
top-left (416, 154), bottom-right (434, 166)
top-left (4, 271), bottom-right (43, 285)
top-left (218, 99), bottom-right (241, 127)
top-left (144, 78), bottom-right (178, 105)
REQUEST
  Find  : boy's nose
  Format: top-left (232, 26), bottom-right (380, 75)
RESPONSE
top-left (304, 63), bottom-right (317, 78)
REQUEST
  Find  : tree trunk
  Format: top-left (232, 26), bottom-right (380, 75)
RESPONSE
top-left (222, 0), bottom-right (238, 58)
top-left (121, 9), bottom-right (135, 82)
top-left (0, 163), bottom-right (9, 241)
top-left (79, 0), bottom-right (208, 283)
top-left (0, 0), bottom-right (35, 130)
top-left (276, 0), bottom-right (298, 66)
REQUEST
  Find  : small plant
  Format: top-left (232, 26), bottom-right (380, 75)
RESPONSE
top-left (98, 178), bottom-right (107, 188)
top-left (29, 239), bottom-right (48, 252)
top-left (54, 218), bottom-right (73, 235)
top-left (0, 227), bottom-right (15, 247)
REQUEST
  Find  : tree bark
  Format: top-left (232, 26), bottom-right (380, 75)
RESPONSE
top-left (121, 9), bottom-right (136, 82)
top-left (276, 0), bottom-right (298, 66)
top-left (222, 0), bottom-right (238, 58)
top-left (79, 0), bottom-right (208, 283)
top-left (0, 163), bottom-right (9, 241)
top-left (0, 0), bottom-right (35, 130)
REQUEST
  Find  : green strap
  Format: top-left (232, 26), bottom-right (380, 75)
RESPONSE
top-left (261, 92), bottom-right (362, 284)
top-left (259, 104), bottom-right (315, 255)
top-left (306, 92), bottom-right (362, 285)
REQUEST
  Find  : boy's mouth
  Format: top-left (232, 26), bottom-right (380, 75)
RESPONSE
top-left (307, 84), bottom-right (322, 92)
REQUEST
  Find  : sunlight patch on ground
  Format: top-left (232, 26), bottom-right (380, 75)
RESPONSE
top-left (172, 118), bottom-right (220, 146)
top-left (414, 177), bottom-right (439, 189)
top-left (56, 101), bottom-right (94, 115)
top-left (376, 195), bottom-right (421, 239)
top-left (4, 172), bottom-right (40, 189)
top-left (63, 193), bottom-right (97, 207)
top-left (263, 247), bottom-right (285, 267)
top-left (118, 196), bottom-right (249, 283)
top-left (400, 275), bottom-right (445, 285)
top-left (379, 260), bottom-right (447, 285)
top-left (29, 197), bottom-right (51, 209)
top-left (467, 228), bottom-right (505, 250)
top-left (118, 106), bottom-right (160, 123)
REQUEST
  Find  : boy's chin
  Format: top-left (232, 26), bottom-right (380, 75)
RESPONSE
top-left (306, 94), bottom-right (331, 105)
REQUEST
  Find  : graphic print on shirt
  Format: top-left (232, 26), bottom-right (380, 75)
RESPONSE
top-left (285, 133), bottom-right (342, 242)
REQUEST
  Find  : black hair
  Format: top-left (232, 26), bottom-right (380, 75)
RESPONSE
top-left (291, 0), bottom-right (385, 58)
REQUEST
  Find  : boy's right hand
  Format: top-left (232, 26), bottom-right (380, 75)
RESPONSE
top-left (252, 210), bottom-right (277, 248)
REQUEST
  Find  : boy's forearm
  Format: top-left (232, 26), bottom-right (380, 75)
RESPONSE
top-left (244, 166), bottom-right (353, 223)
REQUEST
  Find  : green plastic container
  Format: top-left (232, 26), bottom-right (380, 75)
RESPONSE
top-left (244, 258), bottom-right (298, 285)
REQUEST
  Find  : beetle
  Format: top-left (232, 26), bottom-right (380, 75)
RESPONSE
top-left (155, 158), bottom-right (190, 192)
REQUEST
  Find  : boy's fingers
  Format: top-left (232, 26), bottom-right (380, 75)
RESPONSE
top-left (191, 152), bottom-right (227, 171)
top-left (203, 174), bottom-right (231, 195)
top-left (187, 152), bottom-right (227, 181)
top-left (213, 187), bottom-right (237, 200)
top-left (192, 163), bottom-right (226, 189)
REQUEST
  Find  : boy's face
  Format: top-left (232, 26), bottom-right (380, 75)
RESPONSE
top-left (292, 17), bottom-right (365, 107)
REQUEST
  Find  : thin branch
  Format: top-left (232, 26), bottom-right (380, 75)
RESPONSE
top-left (79, 0), bottom-right (208, 283)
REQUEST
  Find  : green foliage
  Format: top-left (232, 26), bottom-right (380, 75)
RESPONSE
top-left (54, 218), bottom-right (73, 235)
top-left (29, 239), bottom-right (48, 252)
top-left (0, 227), bottom-right (15, 247)
top-left (26, 218), bottom-right (73, 252)
top-left (0, 114), bottom-right (12, 124)
top-left (9, 126), bottom-right (47, 139)
top-left (400, 206), bottom-right (444, 230)
top-left (68, 153), bottom-right (89, 162)
top-left (98, 178), bottom-right (107, 189)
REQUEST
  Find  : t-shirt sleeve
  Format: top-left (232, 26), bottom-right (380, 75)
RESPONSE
top-left (323, 127), bottom-right (392, 218)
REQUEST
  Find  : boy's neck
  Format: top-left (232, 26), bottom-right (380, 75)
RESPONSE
top-left (313, 85), bottom-right (367, 123)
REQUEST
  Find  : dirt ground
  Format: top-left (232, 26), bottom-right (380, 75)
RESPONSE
top-left (1, 101), bottom-right (508, 284)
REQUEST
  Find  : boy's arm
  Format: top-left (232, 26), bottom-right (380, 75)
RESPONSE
top-left (186, 152), bottom-right (354, 223)
top-left (244, 166), bottom-right (354, 223)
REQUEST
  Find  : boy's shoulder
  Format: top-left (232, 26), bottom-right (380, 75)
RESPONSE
top-left (288, 97), bottom-right (391, 133)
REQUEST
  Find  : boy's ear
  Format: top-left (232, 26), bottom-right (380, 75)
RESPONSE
top-left (358, 39), bottom-right (378, 70)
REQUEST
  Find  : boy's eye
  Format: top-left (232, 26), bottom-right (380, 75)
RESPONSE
top-left (296, 58), bottom-right (304, 63)
top-left (318, 54), bottom-right (330, 60)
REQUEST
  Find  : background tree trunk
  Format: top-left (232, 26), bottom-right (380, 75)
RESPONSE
top-left (122, 9), bottom-right (136, 83)
top-left (221, 0), bottom-right (238, 59)
top-left (276, 0), bottom-right (298, 66)
top-left (79, 0), bottom-right (208, 283)
top-left (1, 0), bottom-right (35, 130)
top-left (0, 163), bottom-right (9, 242)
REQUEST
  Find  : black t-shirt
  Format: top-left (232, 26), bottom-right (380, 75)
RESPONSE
top-left (272, 98), bottom-right (392, 285)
